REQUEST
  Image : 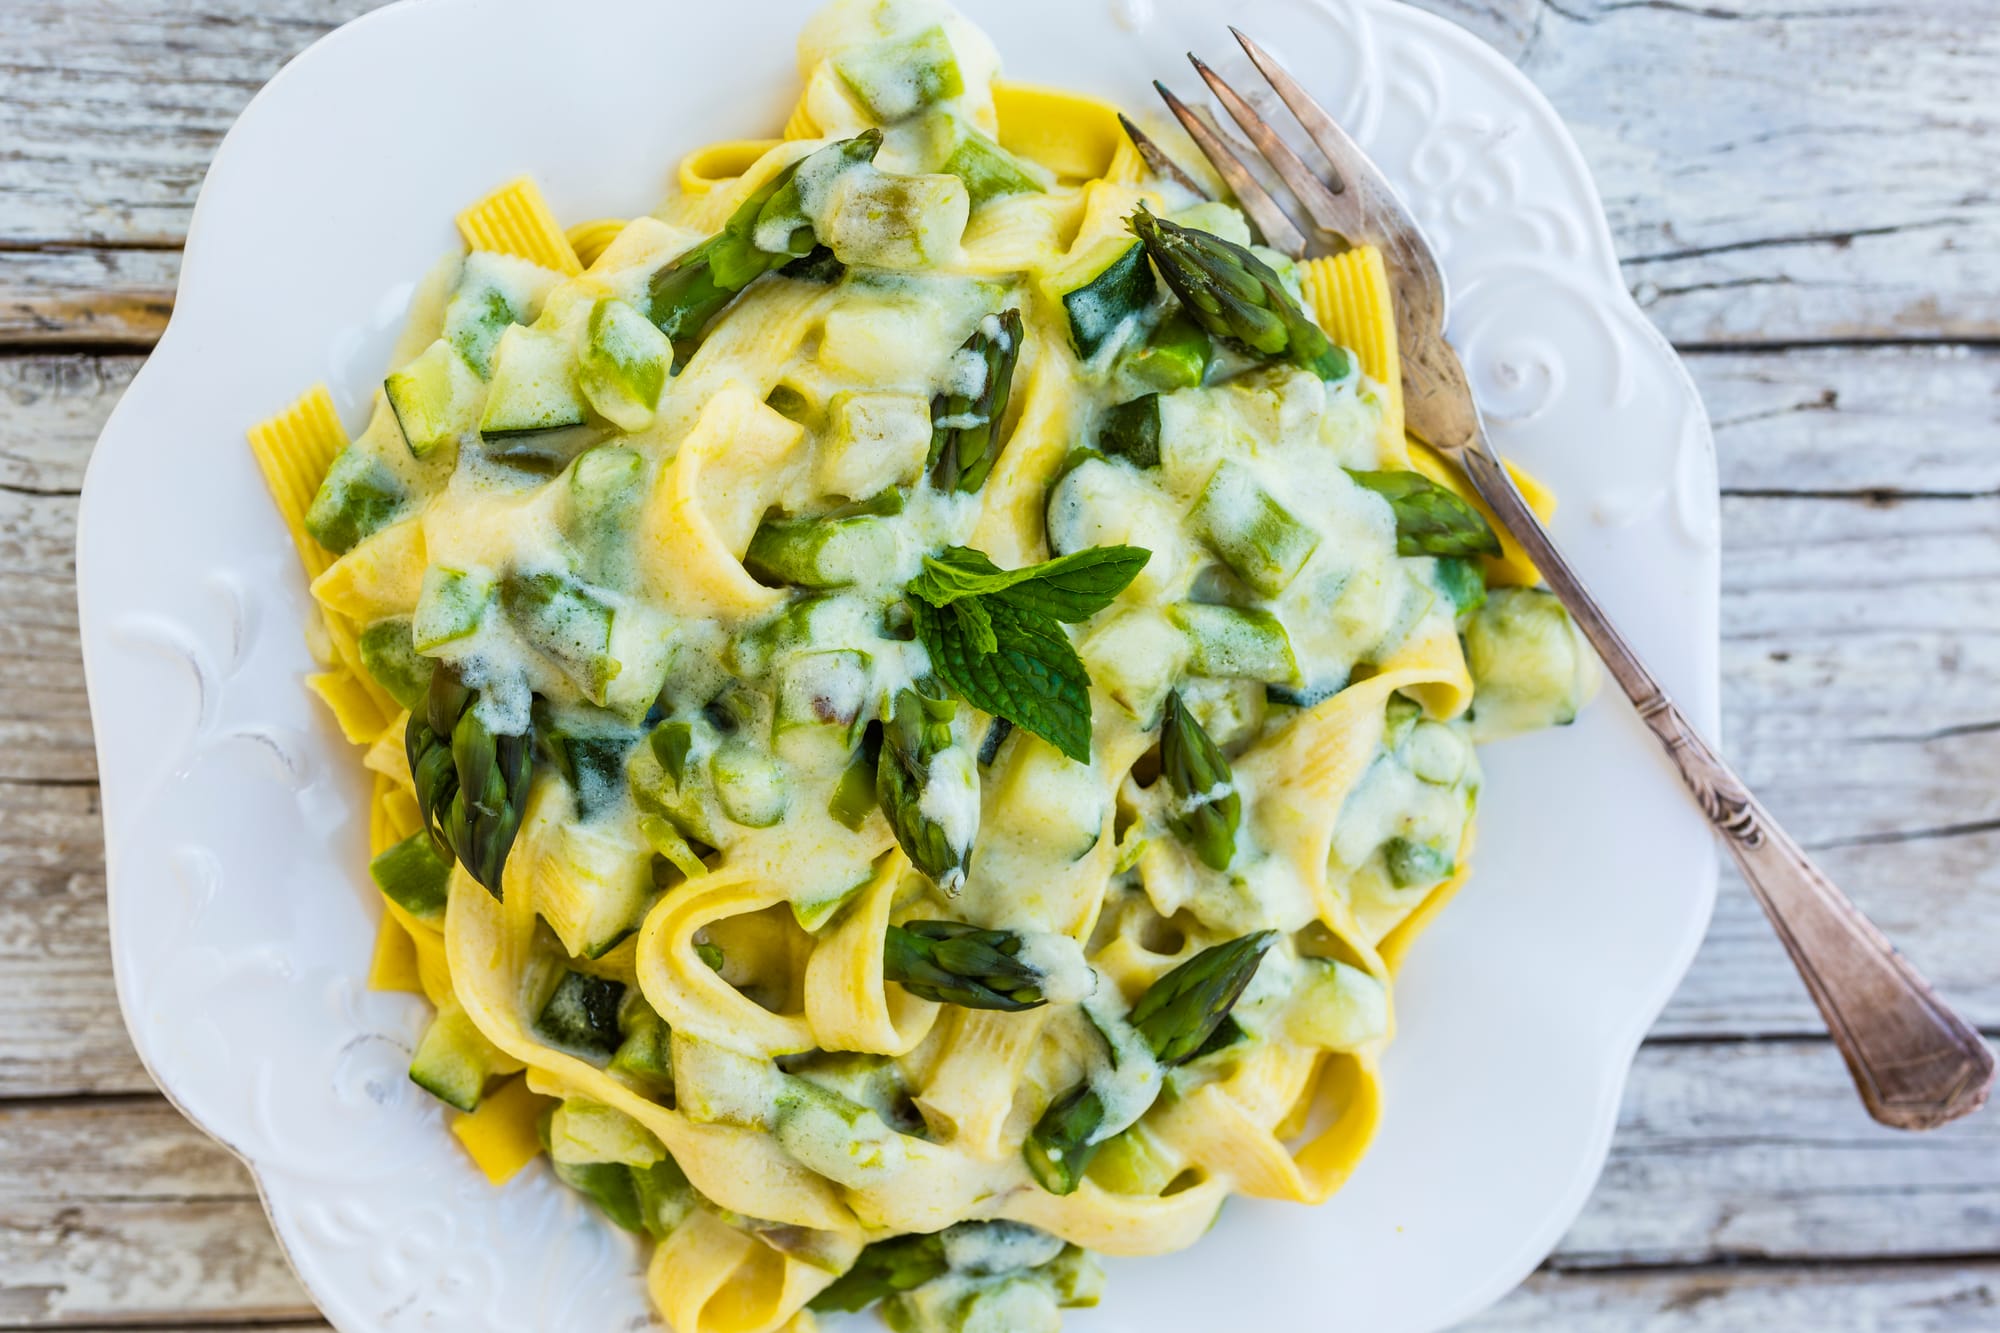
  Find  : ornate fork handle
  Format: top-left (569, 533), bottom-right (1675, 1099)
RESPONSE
top-left (1430, 352), bottom-right (1995, 1130)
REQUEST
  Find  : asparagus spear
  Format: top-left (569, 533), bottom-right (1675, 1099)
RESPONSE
top-left (929, 308), bottom-right (1025, 493)
top-left (405, 665), bottom-right (535, 898)
top-left (808, 1233), bottom-right (948, 1314)
top-left (1126, 208), bottom-right (1350, 382)
top-left (1346, 468), bottom-right (1503, 558)
top-left (1024, 930), bottom-right (1276, 1194)
top-left (884, 921), bottom-right (1046, 1011)
top-left (1160, 691), bottom-right (1242, 872)
top-left (875, 683), bottom-right (979, 894)
top-left (649, 131), bottom-right (882, 356)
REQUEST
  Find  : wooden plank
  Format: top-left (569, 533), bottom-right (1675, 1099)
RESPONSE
top-left (0, 1098), bottom-right (314, 1326)
top-left (1698, 345), bottom-right (2000, 498)
top-left (1558, 1039), bottom-right (2000, 1269)
top-left (0, 354), bottom-right (138, 495)
top-left (1, 1039), bottom-right (1991, 1325)
top-left (0, 2), bottom-right (1995, 344)
top-left (0, 784), bottom-right (145, 1098)
top-left (0, 248), bottom-right (176, 347)
top-left (1472, 1262), bottom-right (2000, 1331)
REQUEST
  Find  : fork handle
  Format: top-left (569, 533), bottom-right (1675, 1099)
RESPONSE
top-left (1455, 442), bottom-right (1995, 1130)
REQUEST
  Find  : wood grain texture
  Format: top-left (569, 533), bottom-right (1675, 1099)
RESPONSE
top-left (1, 0), bottom-right (1994, 344)
top-left (1, 1043), bottom-right (1992, 1326)
top-left (1471, 1262), bottom-right (2000, 1331)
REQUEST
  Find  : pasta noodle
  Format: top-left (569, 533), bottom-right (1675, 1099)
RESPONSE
top-left (248, 3), bottom-right (1600, 1329)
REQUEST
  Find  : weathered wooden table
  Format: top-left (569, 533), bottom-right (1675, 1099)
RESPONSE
top-left (4, 1), bottom-right (1996, 1327)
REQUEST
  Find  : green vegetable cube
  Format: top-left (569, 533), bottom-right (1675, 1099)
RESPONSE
top-left (1190, 460), bottom-right (1321, 597)
top-left (1122, 309), bottom-right (1212, 391)
top-left (1060, 241), bottom-right (1157, 362)
top-left (1171, 602), bottom-right (1300, 683)
top-left (369, 831), bottom-right (451, 919)
top-left (926, 113), bottom-right (1045, 206)
top-left (358, 617), bottom-right (434, 711)
top-left (303, 445), bottom-right (406, 555)
top-left (411, 566), bottom-right (494, 652)
top-left (819, 391), bottom-right (931, 498)
top-left (385, 339), bottom-right (482, 459)
top-left (576, 297), bottom-right (673, 432)
top-left (835, 25), bottom-right (965, 121)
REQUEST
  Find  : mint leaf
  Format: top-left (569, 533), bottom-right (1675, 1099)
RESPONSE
top-left (910, 544), bottom-right (1149, 623)
top-left (913, 598), bottom-right (1092, 762)
top-left (952, 597), bottom-right (998, 654)
top-left (1346, 470), bottom-right (1502, 558)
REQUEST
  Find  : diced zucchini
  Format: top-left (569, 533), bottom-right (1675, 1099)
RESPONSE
top-left (818, 392), bottom-right (930, 498)
top-left (1283, 958), bottom-right (1389, 1050)
top-left (479, 324), bottom-right (588, 438)
top-left (728, 593), bottom-right (849, 677)
top-left (774, 649), bottom-right (875, 741)
top-left (820, 168), bottom-right (971, 270)
top-left (791, 868), bottom-right (871, 932)
top-left (610, 1002), bottom-right (674, 1090)
top-left (409, 1001), bottom-right (503, 1112)
top-left (1190, 460), bottom-right (1321, 598)
top-left (1384, 693), bottom-right (1423, 750)
top-left (1433, 555), bottom-right (1488, 616)
top-left (1058, 241), bottom-right (1157, 363)
top-left (771, 1077), bottom-right (907, 1186)
top-left (1081, 609), bottom-right (1188, 724)
top-left (744, 513), bottom-right (896, 589)
top-left (576, 297), bottom-right (672, 433)
top-left (1171, 602), bottom-right (1300, 683)
top-left (500, 570), bottom-right (617, 700)
top-left (563, 446), bottom-right (645, 553)
top-left (1096, 395), bottom-right (1161, 469)
top-left (1123, 309), bottom-right (1212, 391)
top-left (358, 617), bottom-right (434, 711)
top-left (1404, 720), bottom-right (1470, 786)
top-left (711, 743), bottom-right (790, 828)
top-left (534, 970), bottom-right (626, 1060)
top-left (982, 738), bottom-right (1104, 863)
top-left (369, 831), bottom-right (451, 919)
top-left (631, 1157), bottom-right (696, 1239)
top-left (303, 445), bottom-right (406, 555)
top-left (1180, 676), bottom-right (1267, 750)
top-left (535, 817), bottom-right (654, 960)
top-left (541, 727), bottom-right (636, 821)
top-left (1045, 1244), bottom-right (1106, 1308)
top-left (1085, 1122), bottom-right (1179, 1195)
top-left (601, 605), bottom-right (675, 723)
top-left (926, 113), bottom-right (1044, 206)
top-left (835, 25), bottom-right (964, 121)
top-left (411, 566), bottom-right (494, 652)
top-left (550, 1157), bottom-right (647, 1232)
top-left (548, 1097), bottom-right (664, 1168)
top-left (1383, 836), bottom-right (1452, 889)
top-left (386, 339), bottom-right (483, 459)
top-left (1464, 587), bottom-right (1598, 741)
top-left (444, 250), bottom-right (559, 378)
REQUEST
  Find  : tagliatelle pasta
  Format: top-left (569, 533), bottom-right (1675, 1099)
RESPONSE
top-left (244, 2), bottom-right (1600, 1330)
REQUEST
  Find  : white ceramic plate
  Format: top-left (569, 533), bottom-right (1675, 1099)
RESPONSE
top-left (78, 1), bottom-right (1719, 1328)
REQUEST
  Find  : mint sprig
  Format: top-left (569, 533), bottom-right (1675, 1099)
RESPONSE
top-left (910, 545), bottom-right (1150, 621)
top-left (908, 545), bottom-right (1149, 763)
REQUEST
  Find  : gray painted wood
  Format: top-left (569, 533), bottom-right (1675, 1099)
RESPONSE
top-left (0, 0), bottom-right (1993, 1328)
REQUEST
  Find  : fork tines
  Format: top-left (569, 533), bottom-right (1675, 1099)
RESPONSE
top-left (1155, 28), bottom-right (1385, 258)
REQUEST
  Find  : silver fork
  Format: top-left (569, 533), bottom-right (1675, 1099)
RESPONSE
top-left (1153, 31), bottom-right (1993, 1131)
